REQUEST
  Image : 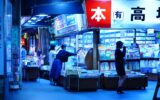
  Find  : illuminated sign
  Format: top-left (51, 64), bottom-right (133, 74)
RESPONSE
top-left (85, 0), bottom-right (160, 28)
top-left (54, 14), bottom-right (84, 36)
top-left (111, 0), bottom-right (160, 28)
top-left (85, 0), bottom-right (111, 28)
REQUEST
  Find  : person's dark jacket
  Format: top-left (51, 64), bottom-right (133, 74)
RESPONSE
top-left (115, 48), bottom-right (126, 76)
top-left (50, 50), bottom-right (76, 82)
top-left (115, 49), bottom-right (126, 63)
top-left (56, 50), bottom-right (76, 62)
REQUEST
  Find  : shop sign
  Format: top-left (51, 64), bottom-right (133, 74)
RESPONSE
top-left (111, 0), bottom-right (160, 28)
top-left (85, 0), bottom-right (111, 28)
top-left (85, 0), bottom-right (160, 28)
top-left (57, 24), bottom-right (78, 35)
top-left (54, 14), bottom-right (83, 36)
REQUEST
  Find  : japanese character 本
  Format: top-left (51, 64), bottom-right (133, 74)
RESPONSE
top-left (91, 7), bottom-right (106, 22)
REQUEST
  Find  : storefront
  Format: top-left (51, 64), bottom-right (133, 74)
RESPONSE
top-left (42, 0), bottom-right (160, 91)
top-left (17, 0), bottom-right (160, 91)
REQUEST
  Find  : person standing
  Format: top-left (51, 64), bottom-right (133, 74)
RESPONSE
top-left (115, 41), bottom-right (127, 94)
top-left (131, 38), bottom-right (139, 48)
top-left (49, 45), bottom-right (56, 70)
top-left (50, 44), bottom-right (76, 85)
top-left (21, 45), bottom-right (27, 61)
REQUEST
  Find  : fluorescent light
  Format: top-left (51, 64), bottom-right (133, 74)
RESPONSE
top-left (31, 17), bottom-right (37, 20)
top-left (37, 14), bottom-right (48, 17)
top-left (36, 20), bottom-right (41, 22)
top-left (31, 22), bottom-right (36, 24)
top-left (28, 20), bottom-right (32, 23)
top-left (47, 15), bottom-right (51, 18)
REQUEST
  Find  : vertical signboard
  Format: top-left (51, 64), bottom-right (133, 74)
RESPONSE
top-left (0, 0), bottom-right (4, 75)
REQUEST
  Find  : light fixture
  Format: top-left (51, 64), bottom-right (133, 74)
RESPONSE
top-left (36, 14), bottom-right (48, 17)
top-left (28, 20), bottom-right (32, 23)
top-left (31, 17), bottom-right (37, 20)
top-left (31, 22), bottom-right (36, 24)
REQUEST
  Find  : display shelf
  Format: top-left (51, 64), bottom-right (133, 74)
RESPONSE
top-left (77, 32), bottom-right (93, 69)
top-left (141, 58), bottom-right (159, 60)
top-left (99, 59), bottom-right (140, 62)
top-left (136, 36), bottom-right (155, 37)
top-left (99, 29), bottom-right (143, 72)
top-left (139, 44), bottom-right (159, 59)
top-left (100, 36), bottom-right (134, 39)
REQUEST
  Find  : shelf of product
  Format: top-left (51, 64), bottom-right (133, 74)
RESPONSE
top-left (55, 31), bottom-right (94, 70)
top-left (139, 44), bottom-right (159, 59)
top-left (99, 29), bottom-right (141, 71)
top-left (100, 29), bottom-right (135, 46)
top-left (99, 29), bottom-right (160, 74)
top-left (136, 29), bottom-right (159, 75)
top-left (98, 44), bottom-right (115, 61)
top-left (136, 31), bottom-right (156, 44)
top-left (77, 32), bottom-right (93, 68)
top-left (99, 29), bottom-right (136, 61)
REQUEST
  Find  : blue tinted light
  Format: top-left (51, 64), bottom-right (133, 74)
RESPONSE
top-left (32, 17), bottom-right (37, 20)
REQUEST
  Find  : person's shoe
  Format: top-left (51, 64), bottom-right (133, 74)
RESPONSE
top-left (50, 81), bottom-right (54, 85)
top-left (117, 87), bottom-right (124, 94)
top-left (117, 90), bottom-right (124, 94)
top-left (53, 82), bottom-right (57, 86)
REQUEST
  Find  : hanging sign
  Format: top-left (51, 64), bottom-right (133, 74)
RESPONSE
top-left (85, 0), bottom-right (111, 28)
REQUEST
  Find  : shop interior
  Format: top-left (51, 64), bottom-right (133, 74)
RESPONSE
top-left (19, 13), bottom-right (160, 91)
top-left (1, 0), bottom-right (160, 100)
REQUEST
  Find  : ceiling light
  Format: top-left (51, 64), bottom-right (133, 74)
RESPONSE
top-left (37, 14), bottom-right (48, 17)
top-left (28, 20), bottom-right (32, 23)
top-left (31, 22), bottom-right (36, 24)
top-left (31, 17), bottom-right (37, 20)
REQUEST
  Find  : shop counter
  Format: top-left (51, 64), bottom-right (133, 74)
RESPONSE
top-left (62, 70), bottom-right (99, 91)
top-left (102, 72), bottom-right (148, 89)
top-left (65, 75), bottom-right (99, 91)
top-left (22, 66), bottom-right (39, 81)
top-left (39, 65), bottom-right (50, 80)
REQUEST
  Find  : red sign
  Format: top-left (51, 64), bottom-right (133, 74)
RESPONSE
top-left (85, 0), bottom-right (111, 28)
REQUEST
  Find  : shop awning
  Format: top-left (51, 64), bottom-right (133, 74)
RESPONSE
top-left (32, 1), bottom-right (84, 15)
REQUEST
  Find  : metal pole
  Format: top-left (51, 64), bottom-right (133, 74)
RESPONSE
top-left (10, 0), bottom-right (21, 89)
top-left (93, 29), bottom-right (100, 70)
